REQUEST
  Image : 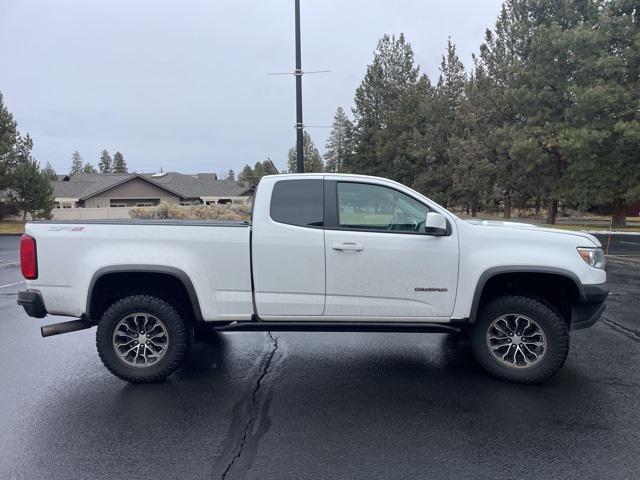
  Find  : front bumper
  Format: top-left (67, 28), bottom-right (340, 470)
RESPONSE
top-left (571, 283), bottom-right (609, 330)
top-left (17, 290), bottom-right (47, 319)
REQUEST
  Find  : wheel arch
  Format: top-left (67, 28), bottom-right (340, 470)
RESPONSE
top-left (469, 266), bottom-right (583, 325)
top-left (86, 265), bottom-right (204, 322)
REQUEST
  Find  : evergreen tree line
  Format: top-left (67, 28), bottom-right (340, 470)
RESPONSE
top-left (235, 159), bottom-right (280, 184)
top-left (70, 149), bottom-right (128, 174)
top-left (324, 0), bottom-right (639, 227)
top-left (0, 93), bottom-right (54, 220)
top-left (234, 130), bottom-right (334, 183)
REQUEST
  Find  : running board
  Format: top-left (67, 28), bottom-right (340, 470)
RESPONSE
top-left (214, 321), bottom-right (462, 334)
top-left (41, 319), bottom-right (94, 337)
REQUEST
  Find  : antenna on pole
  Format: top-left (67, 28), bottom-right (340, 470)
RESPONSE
top-left (294, 0), bottom-right (304, 173)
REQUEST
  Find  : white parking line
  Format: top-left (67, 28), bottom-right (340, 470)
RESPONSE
top-left (620, 241), bottom-right (640, 246)
top-left (0, 261), bottom-right (19, 267)
top-left (0, 281), bottom-right (25, 289)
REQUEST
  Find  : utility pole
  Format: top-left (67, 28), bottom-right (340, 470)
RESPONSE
top-left (294, 0), bottom-right (304, 173)
top-left (268, 1), bottom-right (329, 173)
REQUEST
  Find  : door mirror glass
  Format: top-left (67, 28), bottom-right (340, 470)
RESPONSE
top-left (424, 212), bottom-right (447, 236)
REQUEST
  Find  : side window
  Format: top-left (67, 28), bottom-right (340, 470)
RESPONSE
top-left (337, 182), bottom-right (429, 233)
top-left (270, 179), bottom-right (323, 227)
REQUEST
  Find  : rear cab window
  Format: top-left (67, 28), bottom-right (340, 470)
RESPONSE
top-left (270, 179), bottom-right (323, 228)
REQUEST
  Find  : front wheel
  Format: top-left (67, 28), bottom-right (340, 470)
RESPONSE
top-left (96, 295), bottom-right (190, 383)
top-left (471, 295), bottom-right (569, 384)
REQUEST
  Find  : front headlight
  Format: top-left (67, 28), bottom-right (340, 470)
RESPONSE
top-left (577, 247), bottom-right (606, 269)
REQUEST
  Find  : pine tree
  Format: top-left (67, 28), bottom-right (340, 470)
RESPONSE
top-left (560, 0), bottom-right (640, 227)
top-left (502, 0), bottom-right (599, 223)
top-left (412, 38), bottom-right (467, 206)
top-left (69, 150), bottom-right (84, 175)
top-left (346, 33), bottom-right (419, 175)
top-left (238, 164), bottom-right (255, 184)
top-left (99, 150), bottom-right (112, 173)
top-left (0, 92), bottom-right (19, 190)
top-left (324, 107), bottom-right (352, 173)
top-left (112, 151), bottom-right (127, 173)
top-left (42, 162), bottom-right (58, 180)
top-left (9, 136), bottom-right (54, 220)
top-left (262, 158), bottom-right (279, 175)
top-left (83, 163), bottom-right (97, 174)
top-left (287, 131), bottom-right (323, 173)
top-left (448, 66), bottom-right (494, 216)
top-left (475, 3), bottom-right (539, 219)
top-left (226, 169), bottom-right (236, 181)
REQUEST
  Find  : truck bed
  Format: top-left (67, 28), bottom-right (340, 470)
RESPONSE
top-left (24, 220), bottom-right (253, 321)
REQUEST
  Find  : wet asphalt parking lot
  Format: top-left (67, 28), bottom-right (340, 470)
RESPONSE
top-left (0, 234), bottom-right (639, 479)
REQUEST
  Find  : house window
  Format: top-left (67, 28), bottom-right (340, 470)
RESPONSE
top-left (110, 202), bottom-right (127, 208)
top-left (136, 202), bottom-right (153, 207)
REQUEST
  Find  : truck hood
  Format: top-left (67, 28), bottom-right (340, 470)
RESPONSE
top-left (463, 219), bottom-right (602, 247)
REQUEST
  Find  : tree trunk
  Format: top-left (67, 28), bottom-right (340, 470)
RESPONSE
top-left (546, 199), bottom-right (558, 225)
top-left (535, 198), bottom-right (541, 217)
top-left (504, 191), bottom-right (512, 219)
top-left (546, 151), bottom-right (562, 225)
top-left (519, 194), bottom-right (527, 213)
top-left (22, 210), bottom-right (27, 221)
top-left (611, 196), bottom-right (626, 228)
top-left (471, 199), bottom-right (478, 218)
top-left (466, 203), bottom-right (470, 215)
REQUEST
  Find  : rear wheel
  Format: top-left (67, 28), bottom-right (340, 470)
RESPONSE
top-left (96, 295), bottom-right (190, 383)
top-left (471, 295), bottom-right (569, 384)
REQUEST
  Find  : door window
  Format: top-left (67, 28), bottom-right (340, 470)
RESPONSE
top-left (270, 179), bottom-right (323, 227)
top-left (337, 182), bottom-right (429, 233)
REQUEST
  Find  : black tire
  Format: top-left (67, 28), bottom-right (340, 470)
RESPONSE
top-left (96, 295), bottom-right (190, 383)
top-left (471, 295), bottom-right (569, 384)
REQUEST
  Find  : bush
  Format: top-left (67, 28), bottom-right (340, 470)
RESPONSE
top-left (0, 202), bottom-right (19, 221)
top-left (130, 202), bottom-right (252, 222)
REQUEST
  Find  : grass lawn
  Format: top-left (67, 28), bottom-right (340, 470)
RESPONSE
top-left (540, 223), bottom-right (640, 232)
top-left (0, 222), bottom-right (25, 234)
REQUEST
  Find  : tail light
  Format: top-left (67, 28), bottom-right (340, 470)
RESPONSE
top-left (20, 234), bottom-right (38, 279)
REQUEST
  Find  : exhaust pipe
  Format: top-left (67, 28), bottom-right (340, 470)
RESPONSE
top-left (41, 319), bottom-right (94, 338)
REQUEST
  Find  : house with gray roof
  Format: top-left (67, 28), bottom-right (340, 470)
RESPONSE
top-left (52, 172), bottom-right (254, 210)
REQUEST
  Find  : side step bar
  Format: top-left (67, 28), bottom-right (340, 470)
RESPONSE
top-left (214, 321), bottom-right (462, 334)
top-left (41, 319), bottom-right (94, 338)
top-left (40, 319), bottom-right (464, 337)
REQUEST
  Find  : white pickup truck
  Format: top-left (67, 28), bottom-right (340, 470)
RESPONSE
top-left (18, 174), bottom-right (608, 384)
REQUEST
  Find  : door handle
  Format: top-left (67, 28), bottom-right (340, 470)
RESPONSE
top-left (332, 242), bottom-right (364, 252)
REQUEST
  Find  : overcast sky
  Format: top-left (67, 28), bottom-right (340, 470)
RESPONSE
top-left (0, 0), bottom-right (504, 176)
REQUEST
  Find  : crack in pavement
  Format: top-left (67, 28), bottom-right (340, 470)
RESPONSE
top-left (601, 317), bottom-right (640, 342)
top-left (219, 332), bottom-right (279, 480)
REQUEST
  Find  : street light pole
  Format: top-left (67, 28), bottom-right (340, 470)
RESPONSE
top-left (294, 0), bottom-right (304, 173)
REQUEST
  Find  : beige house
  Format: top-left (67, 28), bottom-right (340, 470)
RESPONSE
top-left (52, 172), bottom-right (254, 218)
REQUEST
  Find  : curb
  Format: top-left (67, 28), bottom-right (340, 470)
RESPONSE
top-left (585, 230), bottom-right (640, 235)
top-left (606, 255), bottom-right (640, 267)
top-left (0, 233), bottom-right (22, 237)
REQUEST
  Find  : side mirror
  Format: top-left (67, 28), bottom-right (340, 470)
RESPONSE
top-left (424, 212), bottom-right (447, 236)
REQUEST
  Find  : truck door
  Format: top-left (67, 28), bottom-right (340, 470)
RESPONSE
top-left (251, 176), bottom-right (326, 318)
top-left (323, 180), bottom-right (459, 320)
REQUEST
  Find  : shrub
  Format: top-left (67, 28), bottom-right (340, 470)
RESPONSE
top-left (0, 202), bottom-right (19, 221)
top-left (130, 202), bottom-right (252, 222)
